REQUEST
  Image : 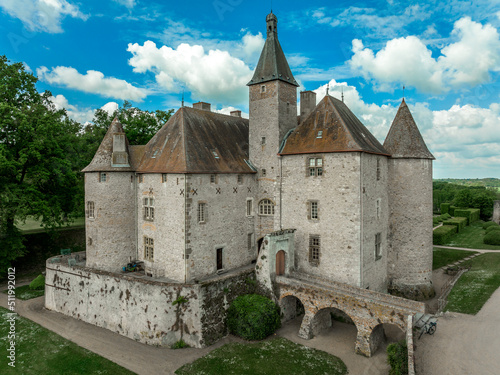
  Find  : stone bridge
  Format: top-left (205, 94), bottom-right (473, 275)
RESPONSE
top-left (276, 272), bottom-right (426, 357)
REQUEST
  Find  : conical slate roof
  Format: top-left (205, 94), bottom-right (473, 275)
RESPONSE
top-left (280, 95), bottom-right (389, 156)
top-left (136, 107), bottom-right (255, 174)
top-left (82, 118), bottom-right (140, 172)
top-left (247, 13), bottom-right (299, 87)
top-left (383, 99), bottom-right (434, 159)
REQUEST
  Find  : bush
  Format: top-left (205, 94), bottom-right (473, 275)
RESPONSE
top-left (442, 217), bottom-right (468, 233)
top-left (440, 213), bottom-right (451, 220)
top-left (387, 341), bottom-right (408, 375)
top-left (454, 209), bottom-right (480, 225)
top-left (483, 221), bottom-right (500, 230)
top-left (433, 217), bottom-right (439, 226)
top-left (171, 339), bottom-right (189, 349)
top-left (440, 203), bottom-right (451, 215)
top-left (433, 225), bottom-right (457, 245)
top-left (29, 274), bottom-right (45, 290)
top-left (226, 294), bottom-right (281, 341)
top-left (449, 206), bottom-right (457, 216)
top-left (484, 231), bottom-right (500, 246)
top-left (485, 226), bottom-right (500, 234)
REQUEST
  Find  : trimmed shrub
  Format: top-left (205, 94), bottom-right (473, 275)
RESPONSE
top-left (440, 213), bottom-right (451, 220)
top-left (454, 209), bottom-right (480, 225)
top-left (29, 274), bottom-right (45, 290)
top-left (442, 217), bottom-right (468, 233)
top-left (387, 341), bottom-right (408, 375)
top-left (485, 226), bottom-right (500, 234)
top-left (483, 221), bottom-right (500, 230)
top-left (432, 217), bottom-right (440, 226)
top-left (433, 225), bottom-right (457, 245)
top-left (449, 206), bottom-right (457, 216)
top-left (227, 294), bottom-right (281, 341)
top-left (484, 231), bottom-right (500, 246)
top-left (440, 203), bottom-right (451, 215)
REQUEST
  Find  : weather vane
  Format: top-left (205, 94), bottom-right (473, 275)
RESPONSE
top-left (181, 90), bottom-right (184, 107)
top-left (341, 87), bottom-right (344, 103)
top-left (403, 85), bottom-right (405, 100)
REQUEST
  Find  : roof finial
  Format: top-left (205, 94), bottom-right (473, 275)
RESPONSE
top-left (326, 83), bottom-right (329, 96)
top-left (403, 85), bottom-right (405, 100)
top-left (341, 87), bottom-right (344, 103)
top-left (181, 90), bottom-right (184, 107)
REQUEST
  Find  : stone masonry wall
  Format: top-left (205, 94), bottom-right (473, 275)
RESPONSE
top-left (493, 200), bottom-right (500, 224)
top-left (85, 172), bottom-right (136, 272)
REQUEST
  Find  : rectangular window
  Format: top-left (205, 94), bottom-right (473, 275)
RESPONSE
top-left (308, 158), bottom-right (323, 177)
top-left (144, 236), bottom-right (154, 261)
top-left (143, 197), bottom-right (155, 221)
top-left (309, 235), bottom-right (320, 266)
top-left (262, 169), bottom-right (266, 177)
top-left (99, 172), bottom-right (107, 182)
top-left (261, 136), bottom-right (266, 145)
top-left (86, 201), bottom-right (95, 219)
top-left (375, 233), bottom-right (382, 260)
top-left (198, 202), bottom-right (207, 223)
top-left (310, 201), bottom-right (318, 219)
top-left (246, 198), bottom-right (253, 216)
top-left (138, 174), bottom-right (144, 183)
top-left (248, 233), bottom-right (254, 250)
top-left (211, 149), bottom-right (219, 159)
top-left (376, 158), bottom-right (381, 181)
top-left (261, 85), bottom-right (266, 93)
top-left (317, 130), bottom-right (323, 138)
top-left (216, 248), bottom-right (223, 270)
top-left (162, 174), bottom-right (167, 183)
top-left (210, 174), bottom-right (217, 184)
top-left (376, 199), bottom-right (381, 219)
top-left (237, 175), bottom-right (243, 184)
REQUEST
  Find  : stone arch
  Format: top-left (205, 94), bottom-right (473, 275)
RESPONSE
top-left (310, 306), bottom-right (358, 337)
top-left (368, 322), bottom-right (406, 355)
top-left (279, 294), bottom-right (305, 323)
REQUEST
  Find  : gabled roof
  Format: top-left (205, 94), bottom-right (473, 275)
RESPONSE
top-left (82, 118), bottom-right (140, 172)
top-left (247, 13), bottom-right (299, 87)
top-left (136, 107), bottom-right (255, 174)
top-left (383, 99), bottom-right (434, 159)
top-left (280, 95), bottom-right (390, 156)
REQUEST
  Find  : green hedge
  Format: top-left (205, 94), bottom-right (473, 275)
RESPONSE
top-left (443, 217), bottom-right (468, 233)
top-left (226, 294), bottom-right (281, 341)
top-left (29, 274), bottom-right (45, 290)
top-left (484, 231), bottom-right (500, 246)
top-left (485, 226), bottom-right (500, 234)
top-left (449, 206), bottom-right (457, 216)
top-left (387, 341), bottom-right (408, 375)
top-left (483, 221), bottom-right (500, 230)
top-left (440, 213), bottom-right (451, 220)
top-left (433, 225), bottom-right (458, 245)
top-left (454, 209), bottom-right (480, 225)
top-left (433, 217), bottom-right (440, 226)
top-left (440, 203), bottom-right (451, 215)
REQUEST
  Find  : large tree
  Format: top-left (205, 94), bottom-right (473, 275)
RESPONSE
top-left (0, 56), bottom-right (81, 275)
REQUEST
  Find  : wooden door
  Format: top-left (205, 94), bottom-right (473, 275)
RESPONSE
top-left (276, 250), bottom-right (285, 276)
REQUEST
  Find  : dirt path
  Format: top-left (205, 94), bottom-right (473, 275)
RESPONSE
top-left (434, 245), bottom-right (499, 253)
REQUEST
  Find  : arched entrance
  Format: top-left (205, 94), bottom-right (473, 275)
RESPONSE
top-left (369, 323), bottom-right (406, 354)
top-left (280, 295), bottom-right (305, 323)
top-left (276, 250), bottom-right (285, 275)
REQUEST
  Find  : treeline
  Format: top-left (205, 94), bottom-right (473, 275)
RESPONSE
top-left (433, 181), bottom-right (500, 219)
top-left (0, 55), bottom-right (173, 276)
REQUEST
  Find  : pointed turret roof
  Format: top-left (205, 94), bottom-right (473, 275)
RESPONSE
top-left (136, 107), bottom-right (255, 174)
top-left (280, 95), bottom-right (389, 156)
top-left (383, 99), bottom-right (434, 159)
top-left (247, 12), bottom-right (299, 87)
top-left (82, 118), bottom-right (143, 172)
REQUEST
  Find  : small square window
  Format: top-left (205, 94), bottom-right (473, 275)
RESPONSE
top-left (210, 174), bottom-right (217, 184)
top-left (262, 169), bottom-right (266, 177)
top-left (99, 172), bottom-right (107, 182)
top-left (261, 137), bottom-right (266, 145)
top-left (317, 131), bottom-right (323, 138)
top-left (162, 174), bottom-right (167, 183)
top-left (212, 149), bottom-right (219, 159)
top-left (261, 85), bottom-right (266, 93)
top-left (237, 175), bottom-right (243, 184)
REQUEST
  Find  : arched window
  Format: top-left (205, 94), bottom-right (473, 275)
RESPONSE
top-left (259, 199), bottom-right (275, 216)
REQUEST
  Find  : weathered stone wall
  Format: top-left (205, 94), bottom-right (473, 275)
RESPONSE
top-left (361, 153), bottom-right (389, 292)
top-left (493, 200), bottom-right (500, 224)
top-left (85, 172), bottom-right (136, 272)
top-left (280, 153), bottom-right (362, 286)
top-left (387, 158), bottom-right (434, 300)
top-left (136, 173), bottom-right (186, 282)
top-left (186, 173), bottom-right (256, 281)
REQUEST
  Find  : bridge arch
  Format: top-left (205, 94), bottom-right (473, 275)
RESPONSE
top-left (279, 293), bottom-right (305, 323)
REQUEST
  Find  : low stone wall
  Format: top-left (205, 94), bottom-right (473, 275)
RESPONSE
top-left (45, 252), bottom-right (255, 348)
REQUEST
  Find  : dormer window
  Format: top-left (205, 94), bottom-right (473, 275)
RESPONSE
top-left (152, 150), bottom-right (159, 158)
top-left (317, 131), bottom-right (323, 138)
top-left (212, 150), bottom-right (219, 159)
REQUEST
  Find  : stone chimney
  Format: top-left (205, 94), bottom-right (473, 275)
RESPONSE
top-left (300, 91), bottom-right (316, 120)
top-left (230, 110), bottom-right (242, 117)
top-left (193, 102), bottom-right (211, 111)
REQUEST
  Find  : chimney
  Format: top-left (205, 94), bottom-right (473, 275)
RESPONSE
top-left (230, 110), bottom-right (242, 117)
top-left (193, 102), bottom-right (211, 111)
top-left (300, 91), bottom-right (317, 120)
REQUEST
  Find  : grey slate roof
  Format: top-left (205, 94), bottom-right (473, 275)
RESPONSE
top-left (247, 13), bottom-right (299, 87)
top-left (383, 99), bottom-right (434, 159)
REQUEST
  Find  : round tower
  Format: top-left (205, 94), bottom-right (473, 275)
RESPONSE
top-left (384, 99), bottom-right (435, 300)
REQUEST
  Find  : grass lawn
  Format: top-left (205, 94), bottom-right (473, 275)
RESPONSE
top-left (16, 217), bottom-right (85, 235)
top-left (175, 337), bottom-right (348, 375)
top-left (445, 253), bottom-right (500, 315)
top-left (441, 221), bottom-right (500, 250)
top-left (0, 307), bottom-right (136, 374)
top-left (2, 285), bottom-right (44, 300)
top-left (433, 247), bottom-right (478, 270)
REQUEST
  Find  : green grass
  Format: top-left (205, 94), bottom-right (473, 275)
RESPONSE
top-left (0, 307), bottom-right (136, 374)
top-left (175, 338), bottom-right (348, 375)
top-left (16, 217), bottom-right (85, 235)
top-left (440, 221), bottom-right (500, 250)
top-left (445, 253), bottom-right (500, 315)
top-left (2, 285), bottom-right (44, 300)
top-left (433, 248), bottom-right (478, 270)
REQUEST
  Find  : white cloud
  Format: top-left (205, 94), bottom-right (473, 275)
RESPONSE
top-left (37, 66), bottom-right (148, 101)
top-left (113, 0), bottom-right (135, 9)
top-left (214, 106), bottom-right (249, 119)
top-left (49, 95), bottom-right (119, 123)
top-left (127, 40), bottom-right (253, 105)
top-left (0, 0), bottom-right (88, 33)
top-left (349, 17), bottom-right (500, 93)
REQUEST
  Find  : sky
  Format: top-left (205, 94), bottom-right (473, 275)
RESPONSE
top-left (1, 0), bottom-right (500, 179)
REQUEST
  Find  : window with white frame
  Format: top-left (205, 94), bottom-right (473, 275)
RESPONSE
top-left (308, 158), bottom-right (323, 177)
top-left (144, 237), bottom-right (154, 261)
top-left (99, 172), bottom-right (107, 182)
top-left (198, 202), bottom-right (207, 223)
top-left (143, 197), bottom-right (154, 221)
top-left (246, 198), bottom-right (253, 216)
top-left (375, 233), bottom-right (382, 260)
top-left (309, 201), bottom-right (319, 219)
top-left (258, 199), bottom-right (274, 216)
top-left (86, 201), bottom-right (95, 219)
top-left (309, 235), bottom-right (320, 266)
top-left (210, 174), bottom-right (217, 184)
top-left (162, 174), bottom-right (167, 183)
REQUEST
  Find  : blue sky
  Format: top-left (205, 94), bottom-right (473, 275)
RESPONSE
top-left (1, 0), bottom-right (500, 179)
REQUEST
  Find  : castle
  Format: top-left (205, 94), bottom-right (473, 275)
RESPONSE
top-left (45, 12), bottom-right (434, 350)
